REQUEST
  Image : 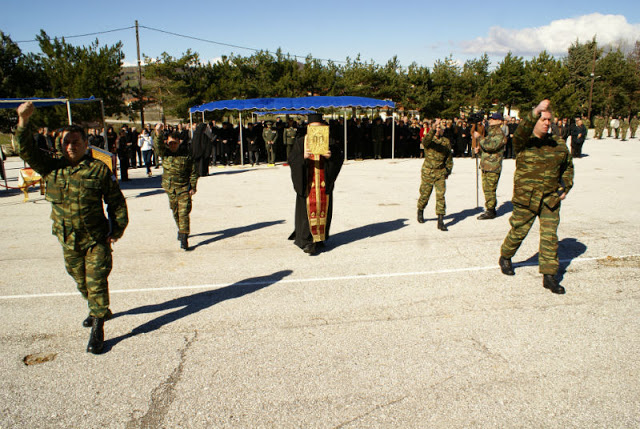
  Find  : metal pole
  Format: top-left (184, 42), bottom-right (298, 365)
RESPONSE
top-left (100, 99), bottom-right (108, 145)
top-left (343, 110), bottom-right (348, 162)
top-left (239, 111), bottom-right (244, 166)
top-left (189, 112), bottom-right (193, 138)
top-left (135, 20), bottom-right (145, 129)
top-left (66, 100), bottom-right (73, 125)
top-left (391, 110), bottom-right (395, 159)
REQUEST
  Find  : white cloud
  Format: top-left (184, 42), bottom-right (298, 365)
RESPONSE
top-left (460, 13), bottom-right (640, 56)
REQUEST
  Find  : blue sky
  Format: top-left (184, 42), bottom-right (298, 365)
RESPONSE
top-left (2, 0), bottom-right (639, 69)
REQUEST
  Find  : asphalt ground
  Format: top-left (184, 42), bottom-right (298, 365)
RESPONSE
top-left (1, 134), bottom-right (639, 428)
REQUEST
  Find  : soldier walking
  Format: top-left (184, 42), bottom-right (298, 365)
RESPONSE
top-left (15, 102), bottom-right (128, 354)
top-left (630, 115), bottom-right (639, 138)
top-left (154, 123), bottom-right (199, 250)
top-left (498, 99), bottom-right (574, 294)
top-left (620, 117), bottom-right (630, 141)
top-left (475, 113), bottom-right (506, 220)
top-left (417, 118), bottom-right (453, 231)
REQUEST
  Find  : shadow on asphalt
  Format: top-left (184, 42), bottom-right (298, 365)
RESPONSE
top-left (103, 270), bottom-right (293, 353)
top-left (328, 218), bottom-right (408, 249)
top-left (496, 200), bottom-right (513, 217)
top-left (515, 237), bottom-right (588, 281)
top-left (190, 220), bottom-right (285, 249)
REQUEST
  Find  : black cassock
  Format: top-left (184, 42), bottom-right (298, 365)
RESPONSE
top-left (191, 123), bottom-right (213, 177)
top-left (288, 133), bottom-right (343, 250)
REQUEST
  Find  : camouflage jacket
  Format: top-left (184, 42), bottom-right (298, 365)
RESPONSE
top-left (630, 117), bottom-right (639, 130)
top-left (263, 128), bottom-right (277, 144)
top-left (154, 134), bottom-right (198, 192)
top-left (16, 124), bottom-right (128, 250)
top-left (620, 119), bottom-right (630, 130)
top-left (478, 125), bottom-right (506, 173)
top-left (421, 129), bottom-right (453, 174)
top-left (511, 111), bottom-right (574, 211)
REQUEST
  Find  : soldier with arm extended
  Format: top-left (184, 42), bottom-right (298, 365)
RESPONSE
top-left (474, 112), bottom-right (507, 220)
top-left (498, 99), bottom-right (574, 294)
top-left (154, 123), bottom-right (198, 250)
top-left (14, 102), bottom-right (128, 354)
top-left (416, 118), bottom-right (453, 231)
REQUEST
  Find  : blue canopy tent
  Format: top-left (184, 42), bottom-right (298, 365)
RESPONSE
top-left (0, 96), bottom-right (105, 126)
top-left (188, 96), bottom-right (396, 165)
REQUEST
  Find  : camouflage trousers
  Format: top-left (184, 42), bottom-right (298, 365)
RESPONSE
top-left (481, 171), bottom-right (501, 210)
top-left (631, 128), bottom-right (638, 138)
top-left (620, 127), bottom-right (628, 140)
top-left (606, 127), bottom-right (612, 137)
top-left (167, 187), bottom-right (192, 234)
top-left (595, 127), bottom-right (604, 139)
top-left (417, 167), bottom-right (447, 215)
top-left (500, 198), bottom-right (561, 275)
top-left (63, 242), bottom-right (112, 318)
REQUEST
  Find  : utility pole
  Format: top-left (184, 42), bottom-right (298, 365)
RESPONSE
top-left (135, 20), bottom-right (145, 128)
top-left (587, 42), bottom-right (597, 121)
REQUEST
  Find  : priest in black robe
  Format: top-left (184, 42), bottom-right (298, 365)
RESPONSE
top-left (288, 114), bottom-right (343, 255)
top-left (191, 122), bottom-right (213, 177)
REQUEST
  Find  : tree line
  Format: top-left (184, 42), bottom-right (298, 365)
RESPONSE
top-left (1, 29), bottom-right (639, 131)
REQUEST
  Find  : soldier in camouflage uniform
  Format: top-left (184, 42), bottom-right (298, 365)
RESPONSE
top-left (594, 116), bottom-right (605, 139)
top-left (475, 112), bottom-right (506, 220)
top-left (620, 117), bottom-right (630, 141)
top-left (15, 102), bottom-right (128, 354)
top-left (154, 123), bottom-right (199, 250)
top-left (606, 116), bottom-right (612, 137)
top-left (417, 118), bottom-right (453, 231)
top-left (630, 115), bottom-right (639, 138)
top-left (498, 99), bottom-right (574, 295)
top-left (263, 122), bottom-right (278, 166)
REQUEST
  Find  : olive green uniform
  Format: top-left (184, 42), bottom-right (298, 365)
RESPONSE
top-left (154, 134), bottom-right (198, 234)
top-left (263, 127), bottom-right (277, 164)
top-left (417, 129), bottom-right (453, 215)
top-left (16, 124), bottom-right (128, 318)
top-left (478, 124), bottom-right (506, 211)
top-left (284, 127), bottom-right (297, 160)
top-left (500, 111), bottom-right (574, 275)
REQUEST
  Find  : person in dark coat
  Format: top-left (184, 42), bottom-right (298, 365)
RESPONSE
top-left (191, 123), bottom-right (213, 176)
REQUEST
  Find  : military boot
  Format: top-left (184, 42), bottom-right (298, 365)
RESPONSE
top-left (543, 274), bottom-right (566, 294)
top-left (499, 256), bottom-right (515, 275)
top-left (437, 215), bottom-right (448, 231)
top-left (82, 309), bottom-right (112, 328)
top-left (180, 233), bottom-right (189, 251)
top-left (87, 317), bottom-right (105, 354)
top-left (417, 209), bottom-right (425, 224)
top-left (477, 208), bottom-right (496, 220)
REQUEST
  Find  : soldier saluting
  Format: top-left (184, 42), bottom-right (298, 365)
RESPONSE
top-left (416, 118), bottom-right (453, 231)
top-left (15, 102), bottom-right (128, 354)
top-left (154, 123), bottom-right (199, 250)
top-left (498, 99), bottom-right (574, 294)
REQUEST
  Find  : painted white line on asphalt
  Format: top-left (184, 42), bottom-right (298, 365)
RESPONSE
top-left (0, 254), bottom-right (636, 300)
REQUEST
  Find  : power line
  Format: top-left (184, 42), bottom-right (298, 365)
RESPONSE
top-left (15, 26), bottom-right (135, 44)
top-left (14, 22), bottom-right (347, 64)
top-left (139, 25), bottom-right (347, 64)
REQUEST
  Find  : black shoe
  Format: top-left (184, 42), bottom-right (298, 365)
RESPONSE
top-left (417, 209), bottom-right (425, 224)
top-left (437, 215), bottom-right (448, 231)
top-left (477, 209), bottom-right (496, 220)
top-left (499, 256), bottom-right (515, 276)
top-left (180, 233), bottom-right (189, 250)
top-left (82, 309), bottom-right (112, 328)
top-left (303, 243), bottom-right (316, 255)
top-left (86, 317), bottom-right (105, 354)
top-left (543, 274), bottom-right (566, 294)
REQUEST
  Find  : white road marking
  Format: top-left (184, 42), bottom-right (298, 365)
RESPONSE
top-left (0, 255), bottom-right (636, 300)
